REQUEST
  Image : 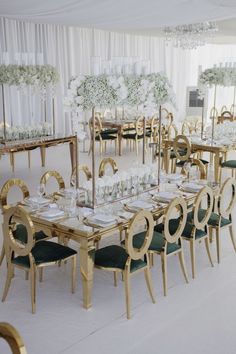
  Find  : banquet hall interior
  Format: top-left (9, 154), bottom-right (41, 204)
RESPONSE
top-left (1, 1), bottom-right (236, 353)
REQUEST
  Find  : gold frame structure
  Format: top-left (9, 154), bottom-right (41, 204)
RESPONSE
top-left (88, 105), bottom-right (163, 209)
top-left (0, 83), bottom-right (56, 142)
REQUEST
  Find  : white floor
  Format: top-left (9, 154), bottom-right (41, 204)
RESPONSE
top-left (0, 141), bottom-right (236, 354)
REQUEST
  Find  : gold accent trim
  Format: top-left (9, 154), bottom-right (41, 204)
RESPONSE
top-left (40, 170), bottom-right (65, 192)
top-left (0, 322), bottom-right (27, 354)
top-left (98, 158), bottom-right (118, 178)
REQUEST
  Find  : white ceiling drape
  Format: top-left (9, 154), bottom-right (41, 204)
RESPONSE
top-left (1, 16), bottom-right (236, 133)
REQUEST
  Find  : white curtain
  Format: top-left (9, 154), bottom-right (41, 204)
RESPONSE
top-left (1, 16), bottom-right (236, 134)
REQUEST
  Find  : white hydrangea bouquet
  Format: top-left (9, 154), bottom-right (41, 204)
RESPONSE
top-left (64, 73), bottom-right (175, 113)
top-left (0, 65), bottom-right (59, 93)
top-left (199, 67), bottom-right (236, 88)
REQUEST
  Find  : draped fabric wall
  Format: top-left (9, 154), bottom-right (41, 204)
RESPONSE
top-left (1, 16), bottom-right (236, 134)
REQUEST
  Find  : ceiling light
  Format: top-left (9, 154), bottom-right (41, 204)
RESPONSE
top-left (163, 21), bottom-right (218, 50)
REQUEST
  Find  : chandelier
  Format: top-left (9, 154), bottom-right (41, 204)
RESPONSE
top-left (163, 22), bottom-right (218, 50)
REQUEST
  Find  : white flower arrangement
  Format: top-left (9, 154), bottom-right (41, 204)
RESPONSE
top-left (0, 123), bottom-right (52, 141)
top-left (0, 65), bottom-right (59, 91)
top-left (65, 73), bottom-right (175, 112)
top-left (199, 67), bottom-right (236, 88)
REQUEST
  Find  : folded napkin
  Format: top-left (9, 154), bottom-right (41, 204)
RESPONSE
top-left (154, 191), bottom-right (179, 202)
top-left (181, 183), bottom-right (203, 193)
top-left (87, 215), bottom-right (117, 227)
top-left (39, 209), bottom-right (65, 219)
top-left (92, 213), bottom-right (116, 224)
top-left (126, 200), bottom-right (154, 210)
top-left (24, 196), bottom-right (50, 206)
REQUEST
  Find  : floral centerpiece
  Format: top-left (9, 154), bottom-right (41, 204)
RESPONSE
top-left (199, 67), bottom-right (236, 88)
top-left (64, 73), bottom-right (175, 113)
top-left (0, 65), bottom-right (59, 93)
top-left (0, 123), bottom-right (52, 141)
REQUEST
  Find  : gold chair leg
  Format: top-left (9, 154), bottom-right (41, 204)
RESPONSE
top-left (209, 226), bottom-right (213, 243)
top-left (39, 268), bottom-right (43, 282)
top-left (71, 255), bottom-right (77, 294)
top-left (113, 271), bottom-right (118, 287)
top-left (28, 151), bottom-right (31, 168)
top-left (190, 239), bottom-right (196, 279)
top-left (178, 251), bottom-right (189, 283)
top-left (0, 246), bottom-right (5, 266)
top-left (124, 270), bottom-right (131, 319)
top-left (161, 252), bottom-right (167, 296)
top-left (215, 228), bottom-right (220, 263)
top-left (30, 266), bottom-right (36, 314)
top-left (205, 237), bottom-right (214, 267)
top-left (119, 230), bottom-right (123, 242)
top-left (229, 225), bottom-right (236, 253)
top-left (2, 263), bottom-right (14, 302)
top-left (9, 152), bottom-right (15, 173)
top-left (25, 271), bottom-right (29, 280)
top-left (144, 267), bottom-right (156, 304)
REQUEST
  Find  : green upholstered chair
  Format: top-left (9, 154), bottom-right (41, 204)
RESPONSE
top-left (147, 196), bottom-right (189, 296)
top-left (219, 158), bottom-right (236, 183)
top-left (183, 186), bottom-right (214, 278)
top-left (0, 179), bottom-right (49, 266)
top-left (2, 206), bottom-right (77, 313)
top-left (95, 210), bottom-right (155, 319)
top-left (122, 116), bottom-right (144, 155)
top-left (189, 178), bottom-right (236, 263)
top-left (88, 116), bottom-right (118, 155)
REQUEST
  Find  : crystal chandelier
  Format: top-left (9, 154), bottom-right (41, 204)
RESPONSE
top-left (164, 22), bottom-right (218, 50)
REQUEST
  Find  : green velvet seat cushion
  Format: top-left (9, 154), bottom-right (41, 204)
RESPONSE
top-left (176, 158), bottom-right (208, 167)
top-left (187, 208), bottom-right (231, 228)
top-left (13, 224), bottom-right (48, 243)
top-left (154, 218), bottom-right (207, 239)
top-left (156, 150), bottom-right (176, 159)
top-left (102, 128), bottom-right (118, 134)
top-left (221, 160), bottom-right (236, 168)
top-left (95, 245), bottom-right (146, 272)
top-left (12, 241), bottom-right (77, 268)
top-left (95, 134), bottom-right (117, 141)
top-left (122, 133), bottom-right (144, 139)
top-left (128, 231), bottom-right (181, 254)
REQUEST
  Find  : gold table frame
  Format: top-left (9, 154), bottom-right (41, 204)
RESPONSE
top-left (28, 189), bottom-right (195, 309)
top-left (0, 135), bottom-right (78, 184)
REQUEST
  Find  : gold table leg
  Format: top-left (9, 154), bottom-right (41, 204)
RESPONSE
top-left (214, 151), bottom-right (220, 183)
top-left (79, 238), bottom-right (95, 309)
top-left (163, 144), bottom-right (170, 174)
top-left (40, 146), bottom-right (46, 167)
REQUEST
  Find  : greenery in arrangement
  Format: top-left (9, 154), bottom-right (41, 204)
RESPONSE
top-left (65, 73), bottom-right (175, 112)
top-left (199, 67), bottom-right (236, 87)
top-left (0, 65), bottom-right (59, 89)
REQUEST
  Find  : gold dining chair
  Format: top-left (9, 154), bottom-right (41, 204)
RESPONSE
top-left (2, 205), bottom-right (77, 313)
top-left (184, 186), bottom-right (214, 278)
top-left (88, 116), bottom-right (118, 156)
top-left (122, 116), bottom-right (144, 155)
top-left (145, 197), bottom-right (189, 296)
top-left (0, 322), bottom-right (27, 354)
top-left (70, 165), bottom-right (92, 187)
top-left (0, 179), bottom-right (49, 266)
top-left (40, 170), bottom-right (65, 194)
top-left (95, 210), bottom-right (155, 319)
top-left (98, 157), bottom-right (118, 178)
top-left (217, 111), bottom-right (233, 124)
top-left (208, 178), bottom-right (236, 263)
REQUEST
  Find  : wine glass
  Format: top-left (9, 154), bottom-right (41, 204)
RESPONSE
top-left (37, 184), bottom-right (45, 199)
top-left (71, 174), bottom-right (76, 189)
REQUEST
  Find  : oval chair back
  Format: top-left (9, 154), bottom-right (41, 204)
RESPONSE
top-left (210, 107), bottom-right (218, 119)
top-left (135, 116), bottom-right (144, 136)
top-left (40, 170), bottom-right (65, 193)
top-left (125, 210), bottom-right (154, 262)
top-left (182, 158), bottom-right (206, 180)
top-left (0, 322), bottom-right (27, 354)
top-left (163, 197), bottom-right (187, 245)
top-left (220, 105), bottom-right (228, 114)
top-left (218, 110), bottom-right (233, 124)
top-left (89, 115), bottom-right (102, 137)
top-left (167, 123), bottom-right (178, 140)
top-left (218, 177), bottom-right (236, 220)
top-left (192, 186), bottom-right (214, 231)
top-left (181, 121), bottom-right (191, 135)
top-left (0, 179), bottom-right (29, 210)
top-left (70, 165), bottom-right (92, 186)
top-left (3, 206), bottom-right (35, 259)
top-left (98, 158), bottom-right (118, 177)
top-left (173, 134), bottom-right (192, 162)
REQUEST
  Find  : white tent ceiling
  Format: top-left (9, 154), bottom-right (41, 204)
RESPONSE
top-left (1, 0), bottom-right (236, 32)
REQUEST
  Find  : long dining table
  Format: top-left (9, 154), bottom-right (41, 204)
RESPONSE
top-left (23, 186), bottom-right (197, 309)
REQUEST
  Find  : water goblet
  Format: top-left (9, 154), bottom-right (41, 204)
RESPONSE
top-left (37, 183), bottom-right (45, 198)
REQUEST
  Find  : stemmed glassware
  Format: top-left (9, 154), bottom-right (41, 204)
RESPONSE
top-left (37, 183), bottom-right (45, 199)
